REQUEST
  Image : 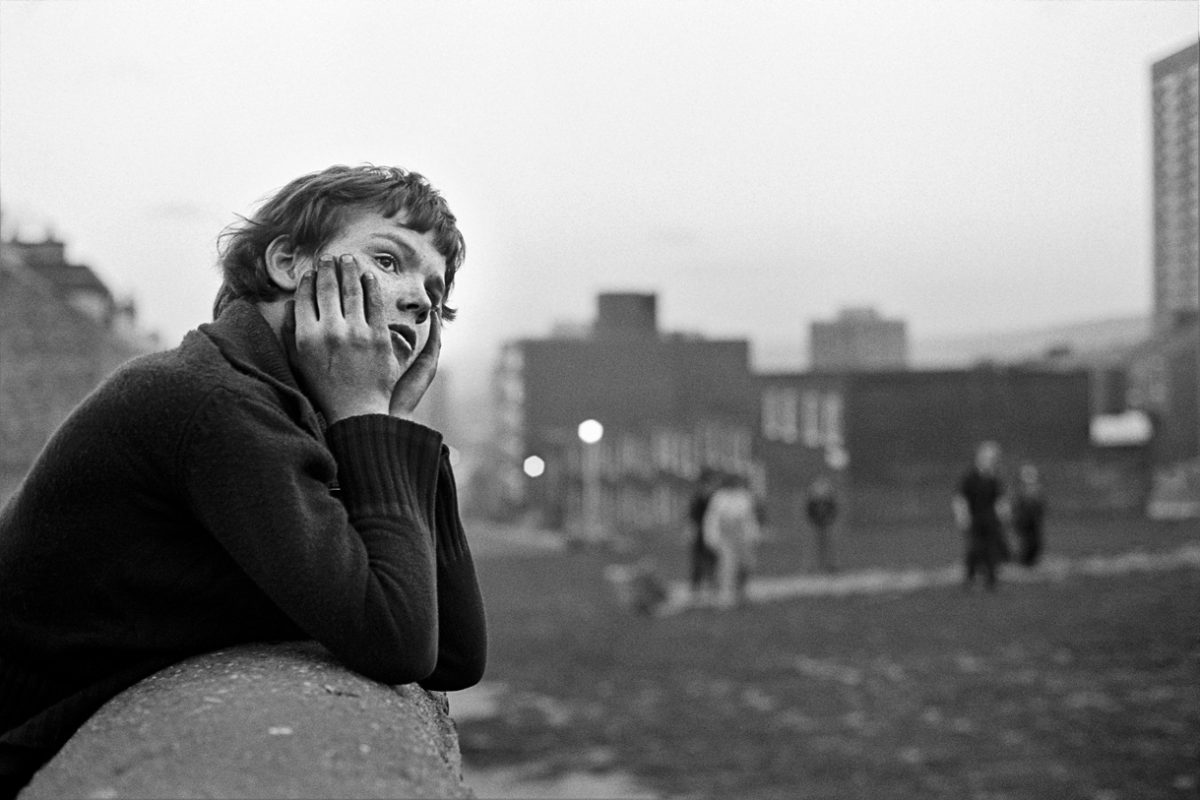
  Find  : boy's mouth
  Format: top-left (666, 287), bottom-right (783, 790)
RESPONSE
top-left (389, 324), bottom-right (417, 354)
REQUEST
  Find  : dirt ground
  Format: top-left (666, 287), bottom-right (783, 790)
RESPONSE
top-left (456, 515), bottom-right (1200, 799)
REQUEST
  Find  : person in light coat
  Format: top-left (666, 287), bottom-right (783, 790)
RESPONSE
top-left (703, 473), bottom-right (762, 608)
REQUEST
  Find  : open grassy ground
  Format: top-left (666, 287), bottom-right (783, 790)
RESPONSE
top-left (458, 516), bottom-right (1200, 799)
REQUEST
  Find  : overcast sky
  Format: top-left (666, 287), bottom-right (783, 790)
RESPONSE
top-left (1, 0), bottom-right (1195, 375)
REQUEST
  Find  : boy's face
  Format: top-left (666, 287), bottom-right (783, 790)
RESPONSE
top-left (311, 208), bottom-right (448, 375)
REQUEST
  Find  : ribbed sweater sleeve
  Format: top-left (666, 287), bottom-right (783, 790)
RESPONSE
top-left (324, 415), bottom-right (441, 523)
top-left (180, 393), bottom-right (445, 685)
top-left (419, 449), bottom-right (487, 690)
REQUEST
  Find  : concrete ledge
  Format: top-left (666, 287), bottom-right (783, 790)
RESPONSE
top-left (19, 642), bottom-right (472, 799)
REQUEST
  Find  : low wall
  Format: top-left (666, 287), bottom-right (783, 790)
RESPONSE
top-left (19, 642), bottom-right (473, 799)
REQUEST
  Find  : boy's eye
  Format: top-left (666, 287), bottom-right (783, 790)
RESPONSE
top-left (374, 254), bottom-right (400, 272)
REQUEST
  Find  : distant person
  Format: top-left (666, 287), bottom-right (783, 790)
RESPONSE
top-left (1012, 463), bottom-right (1047, 567)
top-left (805, 476), bottom-right (840, 574)
top-left (0, 165), bottom-right (488, 795)
top-left (704, 473), bottom-right (762, 609)
top-left (952, 441), bottom-right (1009, 590)
top-left (687, 468), bottom-right (720, 604)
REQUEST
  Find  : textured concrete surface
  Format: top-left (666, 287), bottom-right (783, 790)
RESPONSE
top-left (20, 642), bottom-right (472, 799)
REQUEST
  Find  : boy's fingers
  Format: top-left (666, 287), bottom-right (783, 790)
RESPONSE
top-left (338, 254), bottom-right (365, 323)
top-left (315, 255), bottom-right (340, 321)
top-left (412, 310), bottom-right (441, 371)
top-left (425, 309), bottom-right (442, 353)
top-left (388, 313), bottom-right (442, 417)
top-left (293, 269), bottom-right (317, 328)
top-left (362, 271), bottom-right (385, 329)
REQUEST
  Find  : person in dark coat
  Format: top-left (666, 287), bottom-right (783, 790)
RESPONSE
top-left (687, 469), bottom-right (720, 603)
top-left (0, 165), bottom-right (488, 796)
top-left (1012, 463), bottom-right (1047, 567)
top-left (952, 441), bottom-right (1008, 590)
top-left (805, 476), bottom-right (840, 573)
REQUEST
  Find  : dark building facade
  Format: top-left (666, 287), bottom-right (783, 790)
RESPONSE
top-left (1, 235), bottom-right (159, 501)
top-left (1125, 318), bottom-right (1200, 517)
top-left (810, 307), bottom-right (908, 371)
top-left (493, 292), bottom-right (757, 537)
top-left (758, 366), bottom-right (1149, 530)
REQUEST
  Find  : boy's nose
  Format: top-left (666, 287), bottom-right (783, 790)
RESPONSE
top-left (393, 279), bottom-right (431, 318)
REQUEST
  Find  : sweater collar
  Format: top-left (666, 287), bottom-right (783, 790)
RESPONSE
top-left (196, 300), bottom-right (327, 435)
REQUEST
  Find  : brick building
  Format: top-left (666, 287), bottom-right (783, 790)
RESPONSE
top-left (0, 235), bottom-right (159, 501)
top-left (492, 292), bottom-right (757, 537)
top-left (758, 365), bottom-right (1149, 530)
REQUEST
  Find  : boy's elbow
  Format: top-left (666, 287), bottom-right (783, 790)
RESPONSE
top-left (419, 651), bottom-right (488, 692)
top-left (451, 651), bottom-right (487, 689)
top-left (355, 638), bottom-right (439, 686)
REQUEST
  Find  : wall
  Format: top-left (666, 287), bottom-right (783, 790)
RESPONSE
top-left (20, 642), bottom-right (472, 800)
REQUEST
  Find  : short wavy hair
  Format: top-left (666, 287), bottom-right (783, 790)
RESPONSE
top-left (213, 164), bottom-right (465, 320)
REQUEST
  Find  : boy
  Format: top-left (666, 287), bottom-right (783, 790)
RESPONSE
top-left (0, 165), bottom-right (487, 792)
top-left (952, 440), bottom-right (1008, 590)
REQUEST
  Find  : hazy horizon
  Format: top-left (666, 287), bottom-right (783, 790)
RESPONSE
top-left (1, 1), bottom-right (1195, 378)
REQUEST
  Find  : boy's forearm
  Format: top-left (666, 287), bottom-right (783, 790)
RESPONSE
top-left (419, 558), bottom-right (487, 690)
top-left (418, 451), bottom-right (488, 690)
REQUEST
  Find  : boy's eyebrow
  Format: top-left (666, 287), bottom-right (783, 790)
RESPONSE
top-left (369, 231), bottom-right (418, 256)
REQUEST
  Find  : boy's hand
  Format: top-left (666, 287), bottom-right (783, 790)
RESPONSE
top-left (285, 254), bottom-right (401, 424)
top-left (389, 307), bottom-right (441, 420)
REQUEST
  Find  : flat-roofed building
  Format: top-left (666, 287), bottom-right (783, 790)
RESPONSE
top-left (492, 292), bottom-right (758, 537)
top-left (810, 307), bottom-right (908, 371)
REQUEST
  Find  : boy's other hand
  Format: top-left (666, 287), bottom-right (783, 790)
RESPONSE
top-left (389, 307), bottom-right (440, 420)
top-left (285, 254), bottom-right (401, 424)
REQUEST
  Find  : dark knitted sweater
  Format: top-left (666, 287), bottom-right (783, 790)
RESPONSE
top-left (0, 300), bottom-right (486, 764)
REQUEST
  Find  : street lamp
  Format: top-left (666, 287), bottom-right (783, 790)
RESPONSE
top-left (824, 444), bottom-right (849, 472)
top-left (523, 455), bottom-right (546, 478)
top-left (578, 419), bottom-right (604, 445)
top-left (577, 419), bottom-right (604, 542)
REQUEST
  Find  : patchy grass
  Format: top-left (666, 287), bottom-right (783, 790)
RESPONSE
top-left (460, 517), bottom-right (1200, 799)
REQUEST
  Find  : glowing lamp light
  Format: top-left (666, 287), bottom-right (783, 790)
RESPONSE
top-left (824, 445), bottom-right (850, 471)
top-left (577, 419), bottom-right (604, 444)
top-left (523, 455), bottom-right (546, 478)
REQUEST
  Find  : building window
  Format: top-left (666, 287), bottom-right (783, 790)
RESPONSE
top-left (761, 387), bottom-right (799, 443)
top-left (657, 429), bottom-right (676, 472)
top-left (802, 391), bottom-right (822, 447)
top-left (822, 392), bottom-right (844, 447)
top-left (680, 431), bottom-right (698, 477)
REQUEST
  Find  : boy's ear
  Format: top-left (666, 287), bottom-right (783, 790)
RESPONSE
top-left (264, 236), bottom-right (305, 291)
